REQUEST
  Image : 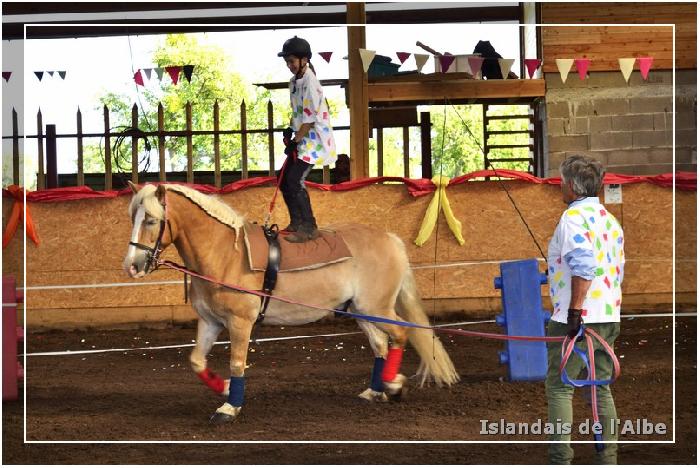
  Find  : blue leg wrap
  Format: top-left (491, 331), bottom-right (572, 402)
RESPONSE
top-left (227, 376), bottom-right (245, 407)
top-left (370, 357), bottom-right (386, 392)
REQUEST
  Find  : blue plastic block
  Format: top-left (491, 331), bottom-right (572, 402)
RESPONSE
top-left (494, 258), bottom-right (550, 381)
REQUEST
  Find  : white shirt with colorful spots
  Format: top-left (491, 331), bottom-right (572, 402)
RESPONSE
top-left (289, 69), bottom-right (337, 166)
top-left (547, 197), bottom-right (625, 324)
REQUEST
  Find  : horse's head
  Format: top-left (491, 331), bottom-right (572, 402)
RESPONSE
top-left (123, 182), bottom-right (172, 278)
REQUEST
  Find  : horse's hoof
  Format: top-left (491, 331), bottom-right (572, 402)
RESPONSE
top-left (388, 385), bottom-right (408, 402)
top-left (209, 412), bottom-right (236, 424)
top-left (384, 374), bottom-right (408, 402)
top-left (358, 388), bottom-right (388, 403)
top-left (209, 402), bottom-right (241, 424)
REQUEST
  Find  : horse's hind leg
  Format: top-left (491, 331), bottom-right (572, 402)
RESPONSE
top-left (357, 321), bottom-right (389, 402)
top-left (190, 317), bottom-right (228, 396)
top-left (355, 306), bottom-right (410, 401)
top-left (374, 318), bottom-right (410, 401)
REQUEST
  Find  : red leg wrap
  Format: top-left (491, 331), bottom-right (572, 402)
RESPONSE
top-left (382, 347), bottom-right (404, 382)
top-left (197, 368), bottom-right (225, 394)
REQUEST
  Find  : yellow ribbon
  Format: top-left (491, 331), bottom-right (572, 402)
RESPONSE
top-left (414, 175), bottom-right (465, 246)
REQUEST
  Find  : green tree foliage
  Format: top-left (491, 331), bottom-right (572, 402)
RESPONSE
top-left (88, 34), bottom-right (290, 174)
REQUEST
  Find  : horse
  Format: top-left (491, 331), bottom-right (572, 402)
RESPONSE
top-left (122, 182), bottom-right (460, 423)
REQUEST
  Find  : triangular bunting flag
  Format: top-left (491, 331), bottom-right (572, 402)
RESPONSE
top-left (319, 52), bottom-right (333, 63)
top-left (396, 52), bottom-right (410, 64)
top-left (165, 66), bottom-right (181, 85)
top-left (2, 72), bottom-right (11, 82)
top-left (524, 59), bottom-right (542, 78)
top-left (638, 57), bottom-right (654, 80)
top-left (468, 56), bottom-right (484, 78)
top-left (143, 68), bottom-right (152, 80)
top-left (498, 58), bottom-right (514, 79)
top-left (58, 71), bottom-right (66, 80)
top-left (555, 59), bottom-right (574, 83)
top-left (414, 54), bottom-right (429, 73)
top-left (358, 49), bottom-right (376, 73)
top-left (134, 70), bottom-right (144, 87)
top-left (574, 58), bottom-right (591, 80)
top-left (439, 54), bottom-right (456, 73)
top-left (183, 65), bottom-right (195, 83)
top-left (34, 71), bottom-right (44, 81)
top-left (47, 71), bottom-right (54, 77)
top-left (618, 58), bottom-right (635, 83)
top-left (155, 67), bottom-right (164, 80)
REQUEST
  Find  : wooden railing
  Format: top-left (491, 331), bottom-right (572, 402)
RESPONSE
top-left (4, 100), bottom-right (432, 190)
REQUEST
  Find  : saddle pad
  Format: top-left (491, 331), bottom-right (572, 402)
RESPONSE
top-left (244, 224), bottom-right (353, 273)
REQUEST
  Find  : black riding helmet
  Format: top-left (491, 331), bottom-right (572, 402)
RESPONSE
top-left (278, 36), bottom-right (312, 60)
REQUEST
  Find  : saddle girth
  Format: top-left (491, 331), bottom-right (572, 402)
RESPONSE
top-left (257, 224), bottom-right (281, 324)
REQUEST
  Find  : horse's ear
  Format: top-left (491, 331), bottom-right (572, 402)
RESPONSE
top-left (155, 184), bottom-right (167, 203)
top-left (127, 181), bottom-right (140, 194)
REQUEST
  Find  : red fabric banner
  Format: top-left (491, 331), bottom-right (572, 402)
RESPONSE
top-left (439, 54), bottom-right (456, 73)
top-left (133, 70), bottom-right (144, 87)
top-left (2, 185), bottom-right (40, 248)
top-left (574, 58), bottom-right (591, 80)
top-left (165, 66), bottom-right (181, 85)
top-left (524, 59), bottom-right (542, 78)
top-left (396, 52), bottom-right (411, 64)
top-left (638, 57), bottom-right (654, 80)
top-left (3, 171), bottom-right (695, 205)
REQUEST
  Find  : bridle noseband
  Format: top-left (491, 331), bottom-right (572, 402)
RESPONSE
top-left (129, 194), bottom-right (171, 274)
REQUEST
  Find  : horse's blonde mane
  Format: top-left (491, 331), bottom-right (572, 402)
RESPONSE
top-left (128, 184), bottom-right (245, 237)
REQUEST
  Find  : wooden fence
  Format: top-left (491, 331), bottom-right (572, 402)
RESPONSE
top-left (4, 100), bottom-right (430, 190)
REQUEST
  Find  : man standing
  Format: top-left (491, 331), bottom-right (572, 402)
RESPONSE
top-left (546, 155), bottom-right (625, 464)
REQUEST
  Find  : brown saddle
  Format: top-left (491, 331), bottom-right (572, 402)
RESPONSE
top-left (243, 223), bottom-right (352, 273)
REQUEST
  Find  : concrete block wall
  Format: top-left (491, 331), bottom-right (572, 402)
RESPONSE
top-left (545, 70), bottom-right (696, 177)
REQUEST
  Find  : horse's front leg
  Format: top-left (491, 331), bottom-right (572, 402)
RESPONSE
top-left (210, 311), bottom-right (256, 424)
top-left (190, 317), bottom-right (228, 396)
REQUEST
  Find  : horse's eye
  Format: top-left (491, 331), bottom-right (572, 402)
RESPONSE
top-left (145, 219), bottom-right (159, 226)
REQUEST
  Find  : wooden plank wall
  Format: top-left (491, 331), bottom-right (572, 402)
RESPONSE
top-left (2, 182), bottom-right (696, 329)
top-left (541, 2), bottom-right (696, 71)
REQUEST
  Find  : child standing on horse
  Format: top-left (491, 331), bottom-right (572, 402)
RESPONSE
top-left (278, 36), bottom-right (337, 243)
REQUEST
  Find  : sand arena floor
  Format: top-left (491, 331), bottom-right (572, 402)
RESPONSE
top-left (2, 315), bottom-right (696, 464)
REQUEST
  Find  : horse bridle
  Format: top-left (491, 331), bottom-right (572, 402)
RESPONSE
top-left (128, 195), bottom-right (171, 274)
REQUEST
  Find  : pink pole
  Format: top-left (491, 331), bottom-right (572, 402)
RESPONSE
top-left (3, 276), bottom-right (20, 401)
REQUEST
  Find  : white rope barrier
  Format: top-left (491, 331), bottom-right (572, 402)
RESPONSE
top-left (22, 258), bottom-right (687, 291)
top-left (21, 314), bottom-right (695, 358)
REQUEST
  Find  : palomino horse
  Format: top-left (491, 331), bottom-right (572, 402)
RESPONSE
top-left (123, 182), bottom-right (459, 423)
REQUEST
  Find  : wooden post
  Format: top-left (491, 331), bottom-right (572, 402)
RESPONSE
top-left (403, 126), bottom-right (410, 178)
top-left (158, 103), bottom-right (166, 182)
top-left (376, 128), bottom-right (383, 177)
top-left (131, 103), bottom-right (139, 184)
top-left (213, 100), bottom-right (221, 188)
top-left (76, 108), bottom-right (84, 186)
top-left (482, 104), bottom-right (489, 171)
top-left (347, 3), bottom-right (370, 180)
top-left (45, 124), bottom-right (58, 189)
top-left (267, 100), bottom-right (275, 177)
top-left (420, 112), bottom-right (432, 179)
top-left (103, 105), bottom-right (112, 190)
top-left (186, 102), bottom-right (193, 184)
top-left (240, 100), bottom-right (248, 179)
top-left (12, 109), bottom-right (19, 186)
top-left (37, 109), bottom-right (45, 190)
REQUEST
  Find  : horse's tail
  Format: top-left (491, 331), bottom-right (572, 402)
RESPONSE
top-left (396, 268), bottom-right (461, 387)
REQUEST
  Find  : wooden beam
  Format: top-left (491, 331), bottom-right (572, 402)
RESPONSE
top-left (347, 2), bottom-right (369, 180)
top-left (368, 79), bottom-right (546, 104)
